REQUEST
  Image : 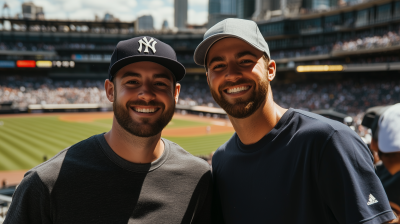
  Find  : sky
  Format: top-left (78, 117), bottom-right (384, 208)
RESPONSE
top-left (1, 0), bottom-right (208, 29)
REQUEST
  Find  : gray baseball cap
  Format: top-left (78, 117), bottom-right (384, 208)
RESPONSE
top-left (378, 103), bottom-right (400, 153)
top-left (194, 18), bottom-right (270, 66)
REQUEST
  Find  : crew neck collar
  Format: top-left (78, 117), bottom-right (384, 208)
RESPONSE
top-left (236, 108), bottom-right (294, 153)
top-left (96, 134), bottom-right (170, 173)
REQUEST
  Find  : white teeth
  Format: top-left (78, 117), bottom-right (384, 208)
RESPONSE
top-left (134, 108), bottom-right (156, 113)
top-left (227, 86), bottom-right (250, 94)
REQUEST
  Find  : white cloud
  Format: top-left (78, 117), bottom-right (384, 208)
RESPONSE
top-left (188, 0), bottom-right (207, 7)
top-left (188, 8), bottom-right (207, 25)
top-left (147, 0), bottom-right (164, 8)
top-left (28, 0), bottom-right (138, 21)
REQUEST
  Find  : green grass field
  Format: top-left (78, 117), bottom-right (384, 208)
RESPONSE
top-left (0, 114), bottom-right (233, 171)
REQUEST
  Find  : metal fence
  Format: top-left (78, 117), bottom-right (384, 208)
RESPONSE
top-left (0, 194), bottom-right (12, 223)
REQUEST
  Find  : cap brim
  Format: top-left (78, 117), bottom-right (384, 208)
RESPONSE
top-left (193, 33), bottom-right (266, 66)
top-left (109, 55), bottom-right (186, 81)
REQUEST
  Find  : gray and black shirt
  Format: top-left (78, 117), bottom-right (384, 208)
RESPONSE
top-left (5, 134), bottom-right (212, 224)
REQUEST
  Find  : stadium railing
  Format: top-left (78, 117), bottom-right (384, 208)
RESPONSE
top-left (0, 194), bottom-right (12, 223)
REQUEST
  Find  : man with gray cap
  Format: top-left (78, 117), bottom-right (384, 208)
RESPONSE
top-left (5, 36), bottom-right (212, 224)
top-left (194, 18), bottom-right (396, 223)
top-left (375, 103), bottom-right (400, 216)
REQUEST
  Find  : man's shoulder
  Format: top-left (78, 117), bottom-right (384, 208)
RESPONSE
top-left (291, 109), bottom-right (354, 136)
top-left (26, 135), bottom-right (98, 193)
top-left (212, 133), bottom-right (236, 168)
top-left (163, 138), bottom-right (210, 172)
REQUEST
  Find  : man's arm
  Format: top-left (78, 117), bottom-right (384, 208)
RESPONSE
top-left (191, 170), bottom-right (213, 224)
top-left (318, 130), bottom-right (396, 224)
top-left (384, 209), bottom-right (398, 223)
top-left (4, 171), bottom-right (52, 224)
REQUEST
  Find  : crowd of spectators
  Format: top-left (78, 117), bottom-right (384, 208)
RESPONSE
top-left (333, 30), bottom-right (400, 51)
top-left (2, 28), bottom-right (399, 61)
top-left (57, 43), bottom-right (115, 50)
top-left (0, 78), bottom-right (110, 109)
top-left (270, 28), bottom-right (400, 60)
top-left (1, 77), bottom-right (399, 117)
top-left (178, 81), bottom-right (216, 107)
top-left (0, 42), bottom-right (55, 51)
top-left (0, 42), bottom-right (117, 52)
top-left (271, 45), bottom-right (330, 59)
top-left (273, 79), bottom-right (400, 115)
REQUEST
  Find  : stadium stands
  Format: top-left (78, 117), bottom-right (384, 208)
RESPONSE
top-left (0, 0), bottom-right (398, 125)
top-left (1, 76), bottom-right (399, 116)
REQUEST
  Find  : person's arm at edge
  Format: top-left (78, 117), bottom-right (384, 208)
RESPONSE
top-left (4, 171), bottom-right (52, 224)
top-left (318, 129), bottom-right (396, 224)
top-left (211, 154), bottom-right (225, 224)
top-left (191, 169), bottom-right (213, 224)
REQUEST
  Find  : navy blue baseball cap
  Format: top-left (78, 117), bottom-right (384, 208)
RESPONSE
top-left (108, 36), bottom-right (186, 81)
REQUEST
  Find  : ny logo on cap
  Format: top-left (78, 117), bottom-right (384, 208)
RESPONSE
top-left (138, 37), bottom-right (157, 53)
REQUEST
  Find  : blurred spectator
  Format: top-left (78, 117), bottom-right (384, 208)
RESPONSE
top-left (273, 80), bottom-right (400, 115)
top-left (0, 42), bottom-right (55, 51)
top-left (0, 78), bottom-right (110, 108)
top-left (1, 77), bottom-right (399, 117)
top-left (333, 30), bottom-right (400, 52)
top-left (271, 45), bottom-right (331, 59)
top-left (270, 28), bottom-right (400, 60)
top-left (373, 104), bottom-right (400, 216)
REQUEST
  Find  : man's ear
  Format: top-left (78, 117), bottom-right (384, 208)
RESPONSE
top-left (267, 60), bottom-right (276, 81)
top-left (104, 79), bottom-right (115, 102)
top-left (206, 72), bottom-right (210, 86)
top-left (174, 83), bottom-right (181, 104)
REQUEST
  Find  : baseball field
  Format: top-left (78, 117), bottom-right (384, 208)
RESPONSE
top-left (0, 112), bottom-right (234, 172)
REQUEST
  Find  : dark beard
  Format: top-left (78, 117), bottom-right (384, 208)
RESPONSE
top-left (113, 91), bottom-right (175, 137)
top-left (210, 77), bottom-right (268, 119)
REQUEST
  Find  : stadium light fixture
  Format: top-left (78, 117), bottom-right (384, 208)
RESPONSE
top-left (296, 65), bottom-right (343, 72)
top-left (36, 61), bottom-right (52, 68)
top-left (16, 60), bottom-right (36, 68)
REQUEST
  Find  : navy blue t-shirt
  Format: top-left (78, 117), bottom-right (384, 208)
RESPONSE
top-left (212, 108), bottom-right (395, 224)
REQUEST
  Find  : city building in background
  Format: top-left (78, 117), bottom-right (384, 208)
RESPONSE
top-left (174, 0), bottom-right (188, 29)
top-left (103, 13), bottom-right (119, 22)
top-left (237, 0), bottom-right (255, 19)
top-left (302, 0), bottom-right (337, 11)
top-left (21, 2), bottom-right (44, 20)
top-left (162, 19), bottom-right (169, 30)
top-left (208, 0), bottom-right (237, 28)
top-left (252, 0), bottom-right (304, 21)
top-left (136, 15), bottom-right (154, 31)
top-left (2, 3), bottom-right (11, 18)
top-left (208, 0), bottom-right (257, 27)
top-left (220, 0), bottom-right (237, 14)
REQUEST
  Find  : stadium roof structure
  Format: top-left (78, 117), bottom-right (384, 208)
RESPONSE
top-left (257, 0), bottom-right (392, 22)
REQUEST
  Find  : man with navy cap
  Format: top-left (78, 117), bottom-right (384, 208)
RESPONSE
top-left (5, 36), bottom-right (212, 224)
top-left (194, 18), bottom-right (397, 223)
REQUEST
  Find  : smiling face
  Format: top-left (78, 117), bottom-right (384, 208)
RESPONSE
top-left (206, 37), bottom-right (271, 119)
top-left (105, 61), bottom-right (180, 137)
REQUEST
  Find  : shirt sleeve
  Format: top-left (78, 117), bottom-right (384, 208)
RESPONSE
top-left (192, 170), bottom-right (213, 224)
top-left (318, 130), bottom-right (396, 224)
top-left (211, 171), bottom-right (225, 224)
top-left (4, 171), bottom-right (52, 224)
